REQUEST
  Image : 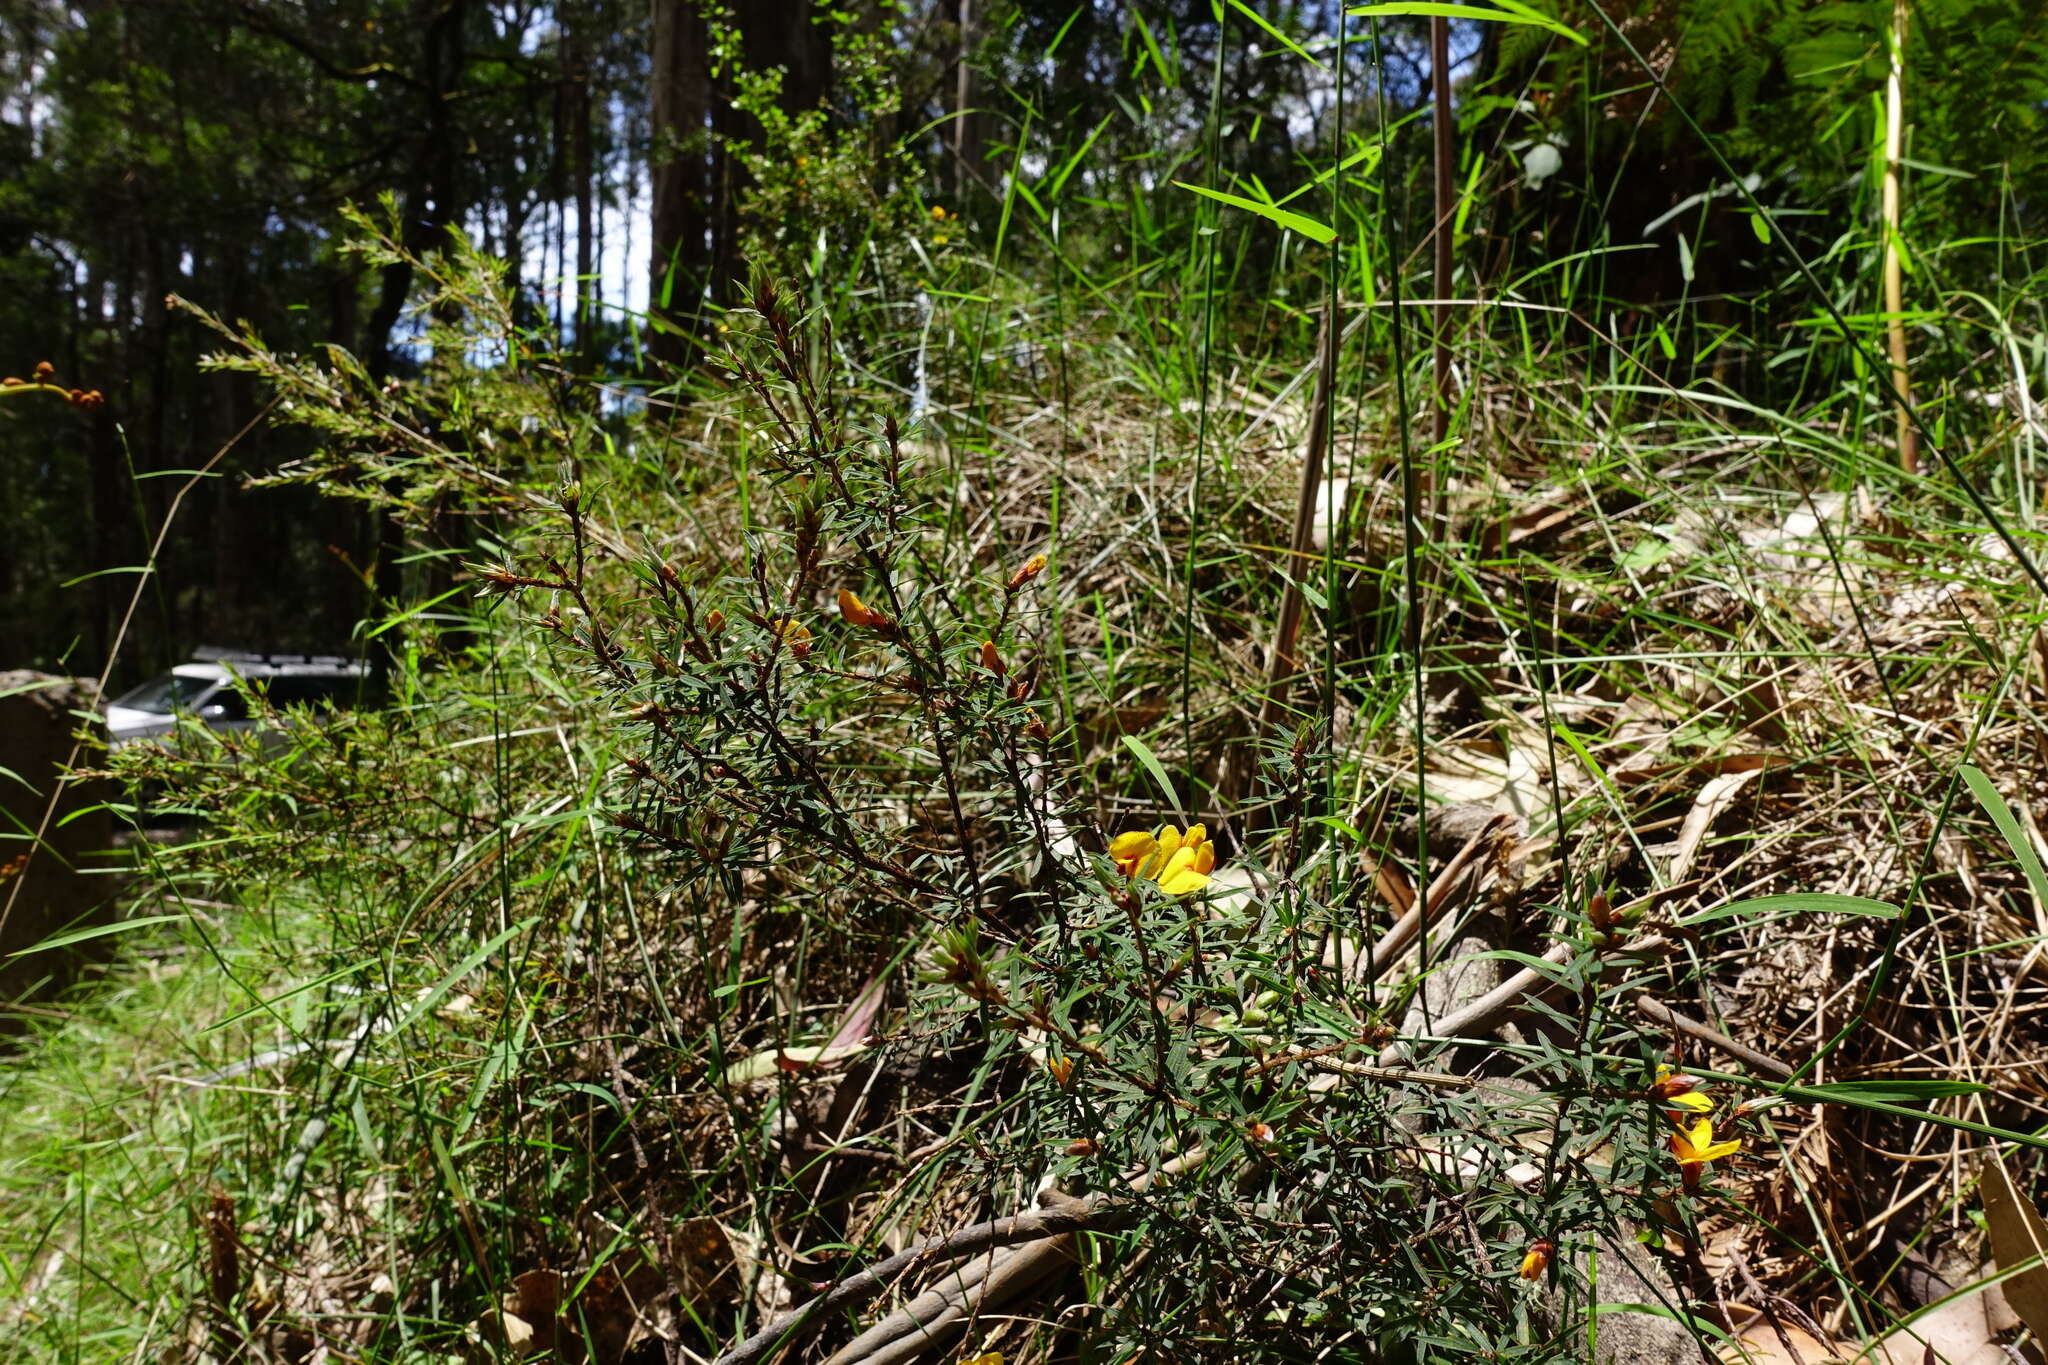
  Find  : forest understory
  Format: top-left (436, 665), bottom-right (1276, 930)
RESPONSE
top-left (6, 2), bottom-right (2048, 1364)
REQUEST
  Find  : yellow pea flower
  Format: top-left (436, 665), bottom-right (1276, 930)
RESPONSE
top-left (771, 618), bottom-right (811, 659)
top-left (1109, 823), bottom-right (1217, 896)
top-left (1670, 1116), bottom-right (1741, 1185)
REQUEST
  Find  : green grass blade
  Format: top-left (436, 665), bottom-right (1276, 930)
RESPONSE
top-left (5, 914), bottom-right (186, 957)
top-left (1171, 181), bottom-right (1336, 243)
top-left (1347, 2), bottom-right (1587, 45)
top-left (1122, 734), bottom-right (1186, 822)
top-left (1225, 0), bottom-right (1327, 68)
top-left (1960, 763), bottom-right (2048, 914)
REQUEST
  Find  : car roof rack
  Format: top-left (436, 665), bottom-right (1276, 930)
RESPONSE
top-left (189, 648), bottom-right (365, 669)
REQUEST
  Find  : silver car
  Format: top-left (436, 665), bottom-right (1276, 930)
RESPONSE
top-left (104, 654), bottom-right (369, 748)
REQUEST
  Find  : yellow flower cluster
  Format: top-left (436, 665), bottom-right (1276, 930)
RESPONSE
top-left (1109, 823), bottom-right (1217, 896)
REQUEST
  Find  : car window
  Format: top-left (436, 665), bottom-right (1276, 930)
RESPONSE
top-left (199, 689), bottom-right (250, 721)
top-left (111, 673), bottom-right (214, 714)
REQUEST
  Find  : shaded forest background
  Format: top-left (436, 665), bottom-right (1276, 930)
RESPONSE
top-left (1, 0), bottom-right (2043, 681)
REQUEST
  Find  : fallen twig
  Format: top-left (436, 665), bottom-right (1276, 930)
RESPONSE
top-left (1634, 993), bottom-right (1794, 1081)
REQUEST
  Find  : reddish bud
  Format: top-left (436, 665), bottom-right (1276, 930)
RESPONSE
top-left (1006, 554), bottom-right (1048, 591)
top-left (1651, 1073), bottom-right (1701, 1102)
top-left (33, 361), bottom-right (54, 382)
top-left (1064, 1137), bottom-right (1098, 1156)
top-left (980, 640), bottom-right (1006, 676)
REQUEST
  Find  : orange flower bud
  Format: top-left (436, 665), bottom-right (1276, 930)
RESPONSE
top-left (1245, 1121), bottom-right (1275, 1145)
top-left (704, 609), bottom-right (726, 636)
top-left (1045, 1056), bottom-right (1074, 1086)
top-left (837, 587), bottom-right (890, 629)
top-left (1006, 554), bottom-right (1048, 591)
top-left (1519, 1240), bottom-right (1554, 1280)
top-left (1065, 1137), bottom-right (1098, 1156)
top-left (33, 360), bottom-right (54, 382)
top-left (1, 377), bottom-right (21, 387)
top-left (980, 639), bottom-right (1006, 676)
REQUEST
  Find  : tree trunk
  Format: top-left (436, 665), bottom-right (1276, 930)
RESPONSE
top-left (363, 0), bottom-right (470, 640)
top-left (649, 1), bottom-right (830, 368)
top-left (649, 0), bottom-right (709, 367)
top-left (570, 21), bottom-right (595, 369)
top-left (364, 0), bottom-right (469, 383)
top-left (946, 0), bottom-right (983, 197)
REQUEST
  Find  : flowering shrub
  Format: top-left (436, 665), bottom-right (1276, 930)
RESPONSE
top-left (137, 229), bottom-right (1764, 1363)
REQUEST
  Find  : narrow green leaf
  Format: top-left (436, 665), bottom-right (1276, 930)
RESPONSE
top-left (7, 913), bottom-right (186, 957)
top-left (389, 917), bottom-right (538, 1038)
top-left (1681, 893), bottom-right (1901, 926)
top-left (1452, 150), bottom-right (1484, 238)
top-left (1347, 2), bottom-right (1587, 46)
top-left (1171, 181), bottom-right (1336, 243)
top-left (204, 957), bottom-right (378, 1033)
top-left (1121, 734), bottom-right (1186, 821)
top-left (1960, 764), bottom-right (2048, 914)
top-left (1795, 1079), bottom-right (1988, 1103)
top-left (1226, 0), bottom-right (1326, 68)
top-left (1045, 3), bottom-right (1084, 58)
top-left (1043, 114), bottom-right (1113, 200)
top-left (1274, 144), bottom-right (1381, 206)
top-left (1131, 11), bottom-right (1175, 89)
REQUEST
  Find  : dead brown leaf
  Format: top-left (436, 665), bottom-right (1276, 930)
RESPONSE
top-left (1980, 1156), bottom-right (2048, 1345)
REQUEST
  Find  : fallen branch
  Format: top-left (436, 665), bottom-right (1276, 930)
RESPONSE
top-left (761, 1151), bottom-right (1208, 1365)
top-left (822, 1230), bottom-right (1077, 1365)
top-left (1351, 815), bottom-right (1513, 984)
top-left (711, 1196), bottom-right (1128, 1365)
